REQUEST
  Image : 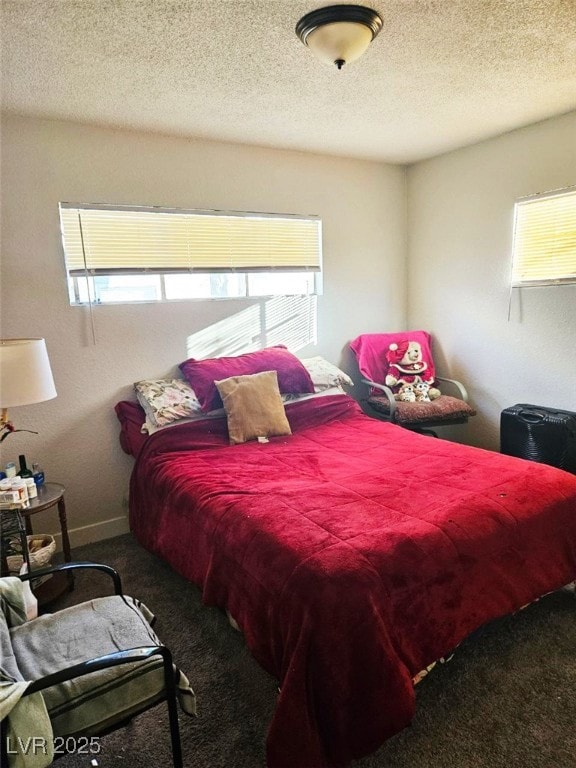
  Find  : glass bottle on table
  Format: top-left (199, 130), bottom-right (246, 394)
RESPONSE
top-left (32, 462), bottom-right (45, 486)
top-left (18, 455), bottom-right (33, 478)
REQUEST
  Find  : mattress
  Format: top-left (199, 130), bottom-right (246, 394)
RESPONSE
top-left (120, 393), bottom-right (576, 767)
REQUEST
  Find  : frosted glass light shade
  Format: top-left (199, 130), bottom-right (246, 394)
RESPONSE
top-left (296, 4), bottom-right (383, 69)
top-left (0, 338), bottom-right (57, 408)
top-left (306, 21), bottom-right (374, 66)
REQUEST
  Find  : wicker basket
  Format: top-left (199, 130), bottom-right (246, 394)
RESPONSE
top-left (6, 534), bottom-right (56, 574)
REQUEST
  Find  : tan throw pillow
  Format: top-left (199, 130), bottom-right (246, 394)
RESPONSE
top-left (215, 370), bottom-right (292, 445)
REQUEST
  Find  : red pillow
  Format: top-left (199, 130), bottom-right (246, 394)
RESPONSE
top-left (179, 346), bottom-right (315, 412)
top-left (114, 400), bottom-right (147, 457)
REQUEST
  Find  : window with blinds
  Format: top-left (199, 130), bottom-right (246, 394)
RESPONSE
top-left (512, 188), bottom-right (576, 287)
top-left (59, 203), bottom-right (322, 304)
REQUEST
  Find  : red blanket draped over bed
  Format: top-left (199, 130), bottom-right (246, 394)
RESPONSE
top-left (127, 395), bottom-right (576, 767)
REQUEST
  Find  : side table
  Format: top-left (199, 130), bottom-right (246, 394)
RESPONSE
top-left (19, 482), bottom-right (74, 605)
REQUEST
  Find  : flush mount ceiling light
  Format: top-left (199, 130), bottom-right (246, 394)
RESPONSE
top-left (296, 4), bottom-right (383, 69)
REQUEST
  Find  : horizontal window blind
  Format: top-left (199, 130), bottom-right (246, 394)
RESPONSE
top-left (512, 188), bottom-right (576, 286)
top-left (59, 204), bottom-right (322, 275)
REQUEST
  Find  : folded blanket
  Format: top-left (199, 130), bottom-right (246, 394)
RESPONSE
top-left (0, 577), bottom-right (53, 768)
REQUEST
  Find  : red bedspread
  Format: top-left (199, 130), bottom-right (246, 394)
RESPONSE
top-left (127, 395), bottom-right (576, 767)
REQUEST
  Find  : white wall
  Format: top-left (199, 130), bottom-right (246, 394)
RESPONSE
top-left (407, 111), bottom-right (576, 449)
top-left (0, 114), bottom-right (407, 544)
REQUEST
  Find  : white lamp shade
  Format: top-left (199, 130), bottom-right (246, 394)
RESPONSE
top-left (306, 21), bottom-right (374, 66)
top-left (0, 338), bottom-right (57, 408)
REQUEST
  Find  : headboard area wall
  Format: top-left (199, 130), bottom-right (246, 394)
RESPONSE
top-left (0, 113), bottom-right (407, 545)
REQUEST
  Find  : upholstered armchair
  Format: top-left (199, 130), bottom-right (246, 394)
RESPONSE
top-left (0, 562), bottom-right (195, 768)
top-left (350, 331), bottom-right (475, 434)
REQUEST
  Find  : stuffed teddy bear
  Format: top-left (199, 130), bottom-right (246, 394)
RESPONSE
top-left (414, 380), bottom-right (431, 402)
top-left (385, 340), bottom-right (441, 401)
top-left (396, 382), bottom-right (417, 402)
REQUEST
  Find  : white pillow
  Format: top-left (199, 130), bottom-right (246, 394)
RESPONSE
top-left (300, 357), bottom-right (353, 392)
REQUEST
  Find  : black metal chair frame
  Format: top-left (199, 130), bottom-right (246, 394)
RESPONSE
top-left (362, 375), bottom-right (472, 435)
top-left (1, 561), bottom-right (184, 768)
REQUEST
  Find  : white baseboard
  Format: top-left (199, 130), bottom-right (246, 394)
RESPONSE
top-left (50, 515), bottom-right (130, 552)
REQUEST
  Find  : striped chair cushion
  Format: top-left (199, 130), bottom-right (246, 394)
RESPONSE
top-left (9, 595), bottom-right (195, 737)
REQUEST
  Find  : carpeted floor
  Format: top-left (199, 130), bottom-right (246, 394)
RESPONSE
top-left (53, 533), bottom-right (575, 768)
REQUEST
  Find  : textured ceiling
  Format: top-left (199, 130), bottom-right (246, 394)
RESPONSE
top-left (2, 0), bottom-right (576, 164)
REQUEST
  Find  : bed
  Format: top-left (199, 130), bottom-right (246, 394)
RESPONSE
top-left (116, 364), bottom-right (576, 768)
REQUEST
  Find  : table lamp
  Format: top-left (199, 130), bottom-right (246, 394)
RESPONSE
top-left (0, 338), bottom-right (57, 441)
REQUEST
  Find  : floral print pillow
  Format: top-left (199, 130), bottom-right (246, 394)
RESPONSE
top-left (134, 378), bottom-right (202, 428)
top-left (300, 357), bottom-right (354, 392)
